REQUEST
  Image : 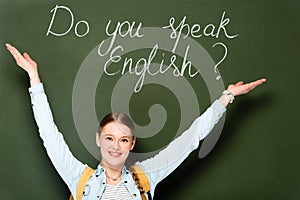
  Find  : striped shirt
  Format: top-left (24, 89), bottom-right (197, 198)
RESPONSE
top-left (101, 181), bottom-right (133, 200)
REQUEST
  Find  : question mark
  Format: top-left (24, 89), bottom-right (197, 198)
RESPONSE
top-left (212, 42), bottom-right (228, 80)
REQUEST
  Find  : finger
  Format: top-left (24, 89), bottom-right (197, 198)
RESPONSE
top-left (247, 79), bottom-right (264, 87)
top-left (235, 81), bottom-right (244, 86)
top-left (253, 79), bottom-right (266, 86)
top-left (6, 43), bottom-right (23, 61)
top-left (23, 53), bottom-right (36, 65)
top-left (259, 78), bottom-right (267, 82)
top-left (258, 78), bottom-right (267, 84)
top-left (252, 78), bottom-right (266, 85)
top-left (6, 43), bottom-right (20, 55)
top-left (247, 82), bottom-right (259, 90)
top-left (246, 80), bottom-right (264, 92)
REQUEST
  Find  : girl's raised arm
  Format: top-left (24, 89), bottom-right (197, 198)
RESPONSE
top-left (6, 43), bottom-right (86, 195)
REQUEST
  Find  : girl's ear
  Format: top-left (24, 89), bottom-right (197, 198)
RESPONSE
top-left (130, 136), bottom-right (136, 150)
top-left (96, 132), bottom-right (101, 147)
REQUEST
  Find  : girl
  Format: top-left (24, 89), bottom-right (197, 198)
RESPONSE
top-left (6, 43), bottom-right (266, 200)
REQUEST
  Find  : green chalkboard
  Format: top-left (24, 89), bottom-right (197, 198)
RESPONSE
top-left (0, 0), bottom-right (299, 199)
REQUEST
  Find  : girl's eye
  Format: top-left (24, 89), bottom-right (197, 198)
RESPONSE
top-left (105, 137), bottom-right (113, 141)
top-left (121, 138), bottom-right (129, 143)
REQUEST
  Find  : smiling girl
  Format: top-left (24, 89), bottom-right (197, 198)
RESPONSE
top-left (6, 43), bottom-right (266, 200)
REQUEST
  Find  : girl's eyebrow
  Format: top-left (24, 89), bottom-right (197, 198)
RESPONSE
top-left (102, 133), bottom-right (114, 137)
top-left (120, 136), bottom-right (131, 139)
top-left (103, 133), bottom-right (131, 138)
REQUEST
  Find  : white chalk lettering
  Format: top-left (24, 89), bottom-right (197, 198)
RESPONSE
top-left (101, 44), bottom-right (199, 93)
top-left (162, 11), bottom-right (239, 52)
top-left (104, 45), bottom-right (123, 75)
top-left (98, 20), bottom-right (144, 56)
top-left (46, 5), bottom-right (89, 37)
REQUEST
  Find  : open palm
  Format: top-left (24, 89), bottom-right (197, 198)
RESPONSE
top-left (6, 43), bottom-right (37, 76)
top-left (228, 79), bottom-right (266, 96)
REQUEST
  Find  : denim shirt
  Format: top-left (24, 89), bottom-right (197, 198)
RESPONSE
top-left (29, 83), bottom-right (226, 200)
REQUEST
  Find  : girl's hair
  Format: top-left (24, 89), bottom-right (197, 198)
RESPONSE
top-left (130, 168), bottom-right (148, 200)
top-left (98, 112), bottom-right (135, 136)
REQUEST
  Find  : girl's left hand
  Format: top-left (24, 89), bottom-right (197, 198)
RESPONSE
top-left (228, 78), bottom-right (267, 97)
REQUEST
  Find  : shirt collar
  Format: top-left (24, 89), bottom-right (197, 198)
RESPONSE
top-left (94, 163), bottom-right (130, 177)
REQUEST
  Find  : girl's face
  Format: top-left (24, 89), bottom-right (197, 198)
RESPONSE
top-left (96, 122), bottom-right (136, 170)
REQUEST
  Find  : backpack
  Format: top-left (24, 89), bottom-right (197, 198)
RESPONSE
top-left (69, 165), bottom-right (152, 200)
top-left (69, 166), bottom-right (94, 200)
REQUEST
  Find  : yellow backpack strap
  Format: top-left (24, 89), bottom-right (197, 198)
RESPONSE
top-left (131, 165), bottom-right (152, 200)
top-left (69, 166), bottom-right (95, 200)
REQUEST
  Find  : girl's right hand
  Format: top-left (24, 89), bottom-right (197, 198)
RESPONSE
top-left (6, 43), bottom-right (40, 85)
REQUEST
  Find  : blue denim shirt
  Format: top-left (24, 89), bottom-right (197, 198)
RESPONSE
top-left (29, 83), bottom-right (226, 200)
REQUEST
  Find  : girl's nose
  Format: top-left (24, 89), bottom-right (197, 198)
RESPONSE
top-left (112, 141), bottom-right (120, 150)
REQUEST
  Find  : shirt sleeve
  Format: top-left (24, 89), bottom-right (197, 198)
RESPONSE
top-left (137, 100), bottom-right (226, 192)
top-left (29, 83), bottom-right (86, 193)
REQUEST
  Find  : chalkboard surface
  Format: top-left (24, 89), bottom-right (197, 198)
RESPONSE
top-left (0, 0), bottom-right (299, 199)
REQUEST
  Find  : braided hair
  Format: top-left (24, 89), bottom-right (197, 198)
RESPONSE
top-left (131, 168), bottom-right (148, 200)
